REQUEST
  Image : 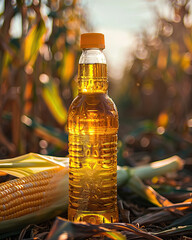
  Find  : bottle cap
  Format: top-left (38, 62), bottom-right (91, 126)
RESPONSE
top-left (80, 33), bottom-right (105, 49)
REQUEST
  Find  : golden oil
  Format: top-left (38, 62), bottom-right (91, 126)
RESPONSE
top-left (68, 34), bottom-right (119, 224)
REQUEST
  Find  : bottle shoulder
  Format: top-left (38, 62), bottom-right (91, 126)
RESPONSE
top-left (68, 94), bottom-right (118, 134)
top-left (68, 93), bottom-right (118, 118)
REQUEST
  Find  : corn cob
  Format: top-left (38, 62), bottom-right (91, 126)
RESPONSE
top-left (0, 153), bottom-right (183, 235)
top-left (0, 155), bottom-right (182, 222)
top-left (0, 166), bottom-right (68, 221)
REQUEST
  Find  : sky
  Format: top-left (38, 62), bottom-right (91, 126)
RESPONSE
top-left (80, 0), bottom-right (171, 80)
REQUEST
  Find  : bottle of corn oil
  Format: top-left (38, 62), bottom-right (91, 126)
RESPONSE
top-left (68, 33), bottom-right (119, 224)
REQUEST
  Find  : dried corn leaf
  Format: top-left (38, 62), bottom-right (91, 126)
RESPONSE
top-left (167, 213), bottom-right (192, 228)
top-left (155, 225), bottom-right (192, 238)
top-left (47, 217), bottom-right (162, 240)
top-left (133, 210), bottom-right (178, 226)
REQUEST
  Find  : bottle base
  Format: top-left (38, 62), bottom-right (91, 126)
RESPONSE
top-left (68, 208), bottom-right (119, 224)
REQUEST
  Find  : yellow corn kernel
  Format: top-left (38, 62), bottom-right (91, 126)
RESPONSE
top-left (0, 167), bottom-right (67, 221)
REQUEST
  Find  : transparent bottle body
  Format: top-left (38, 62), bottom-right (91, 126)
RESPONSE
top-left (68, 49), bottom-right (119, 224)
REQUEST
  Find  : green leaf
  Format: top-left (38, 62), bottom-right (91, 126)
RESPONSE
top-left (59, 48), bottom-right (75, 84)
top-left (127, 174), bottom-right (174, 208)
top-left (42, 79), bottom-right (68, 125)
top-left (21, 115), bottom-right (68, 148)
top-left (22, 20), bottom-right (46, 66)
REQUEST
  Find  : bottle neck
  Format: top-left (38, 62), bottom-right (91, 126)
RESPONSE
top-left (78, 49), bottom-right (108, 94)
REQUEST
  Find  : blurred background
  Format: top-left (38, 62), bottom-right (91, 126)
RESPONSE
top-left (0, 0), bottom-right (192, 166)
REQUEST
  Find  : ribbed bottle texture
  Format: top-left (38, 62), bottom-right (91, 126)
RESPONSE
top-left (68, 61), bottom-right (118, 224)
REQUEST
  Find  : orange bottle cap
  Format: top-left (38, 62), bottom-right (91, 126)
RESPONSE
top-left (80, 33), bottom-right (105, 49)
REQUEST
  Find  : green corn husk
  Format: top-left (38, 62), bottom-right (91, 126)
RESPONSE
top-left (0, 152), bottom-right (68, 177)
top-left (0, 153), bottom-right (182, 182)
top-left (117, 155), bottom-right (184, 210)
top-left (117, 155), bottom-right (183, 185)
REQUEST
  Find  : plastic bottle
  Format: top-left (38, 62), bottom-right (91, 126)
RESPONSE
top-left (68, 33), bottom-right (119, 224)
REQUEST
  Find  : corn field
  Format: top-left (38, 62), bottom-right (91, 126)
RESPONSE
top-left (0, 0), bottom-right (192, 239)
